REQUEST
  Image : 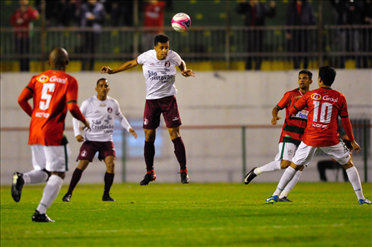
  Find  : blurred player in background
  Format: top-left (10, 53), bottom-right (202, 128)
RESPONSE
top-left (101, 34), bottom-right (195, 186)
top-left (265, 66), bottom-right (371, 205)
top-left (244, 69), bottom-right (313, 202)
top-left (13, 48), bottom-right (90, 222)
top-left (62, 78), bottom-right (137, 202)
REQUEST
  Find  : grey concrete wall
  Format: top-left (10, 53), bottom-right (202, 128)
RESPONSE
top-left (1, 70), bottom-right (371, 185)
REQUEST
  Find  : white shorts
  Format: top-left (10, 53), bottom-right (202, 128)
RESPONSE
top-left (31, 144), bottom-right (71, 172)
top-left (274, 142), bottom-right (297, 162)
top-left (292, 141), bottom-right (350, 167)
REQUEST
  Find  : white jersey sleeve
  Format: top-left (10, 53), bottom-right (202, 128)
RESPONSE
top-left (72, 100), bottom-right (89, 137)
top-left (113, 98), bottom-right (132, 132)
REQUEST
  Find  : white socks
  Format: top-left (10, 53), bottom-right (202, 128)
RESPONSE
top-left (346, 166), bottom-right (364, 200)
top-left (254, 161), bottom-right (281, 175)
top-left (274, 166), bottom-right (296, 196)
top-left (23, 170), bottom-right (48, 184)
top-left (36, 175), bottom-right (63, 214)
top-left (279, 170), bottom-right (302, 199)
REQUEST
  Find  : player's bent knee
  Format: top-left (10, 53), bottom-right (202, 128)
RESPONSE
top-left (280, 160), bottom-right (291, 169)
top-left (51, 172), bottom-right (65, 179)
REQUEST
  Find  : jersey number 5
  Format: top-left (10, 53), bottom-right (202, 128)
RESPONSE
top-left (313, 101), bottom-right (333, 123)
top-left (39, 83), bottom-right (55, 110)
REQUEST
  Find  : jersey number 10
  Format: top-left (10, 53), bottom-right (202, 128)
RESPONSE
top-left (313, 101), bottom-right (333, 123)
top-left (39, 83), bottom-right (55, 110)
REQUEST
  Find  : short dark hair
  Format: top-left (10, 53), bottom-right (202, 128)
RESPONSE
top-left (299, 69), bottom-right (312, 80)
top-left (96, 78), bottom-right (108, 85)
top-left (318, 66), bottom-right (336, 86)
top-left (154, 34), bottom-right (169, 46)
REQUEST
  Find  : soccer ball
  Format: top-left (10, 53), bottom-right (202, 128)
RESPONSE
top-left (171, 13), bottom-right (191, 32)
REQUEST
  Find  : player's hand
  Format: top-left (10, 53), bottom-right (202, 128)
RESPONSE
top-left (129, 128), bottom-right (137, 139)
top-left (181, 69), bottom-right (195, 77)
top-left (271, 116), bottom-right (281, 125)
top-left (101, 66), bottom-right (113, 74)
top-left (76, 135), bottom-right (85, 142)
top-left (350, 141), bottom-right (361, 153)
top-left (82, 120), bottom-right (91, 130)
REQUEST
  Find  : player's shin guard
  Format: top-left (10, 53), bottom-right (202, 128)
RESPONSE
top-left (104, 172), bottom-right (115, 196)
top-left (346, 166), bottom-right (364, 200)
top-left (23, 170), bottom-right (49, 184)
top-left (172, 137), bottom-right (187, 170)
top-left (36, 175), bottom-right (63, 214)
top-left (274, 166), bottom-right (296, 196)
top-left (144, 141), bottom-right (155, 171)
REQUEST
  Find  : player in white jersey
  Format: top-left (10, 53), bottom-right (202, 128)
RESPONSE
top-left (101, 34), bottom-right (195, 185)
top-left (62, 78), bottom-right (137, 202)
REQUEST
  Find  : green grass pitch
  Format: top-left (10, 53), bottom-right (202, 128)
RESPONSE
top-left (1, 182), bottom-right (371, 247)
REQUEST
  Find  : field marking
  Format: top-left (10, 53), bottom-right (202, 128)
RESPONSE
top-left (23, 223), bottom-right (345, 235)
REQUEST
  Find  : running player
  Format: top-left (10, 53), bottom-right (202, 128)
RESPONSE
top-left (13, 48), bottom-right (90, 222)
top-left (265, 66), bottom-right (371, 205)
top-left (244, 70), bottom-right (313, 202)
top-left (100, 34), bottom-right (195, 185)
top-left (62, 78), bottom-right (137, 202)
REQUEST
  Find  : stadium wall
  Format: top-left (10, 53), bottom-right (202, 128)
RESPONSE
top-left (1, 70), bottom-right (371, 185)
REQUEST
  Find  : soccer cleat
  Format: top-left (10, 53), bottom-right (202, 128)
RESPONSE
top-left (102, 194), bottom-right (116, 201)
top-left (358, 198), bottom-right (372, 205)
top-left (278, 196), bottom-right (292, 202)
top-left (11, 172), bottom-right (24, 203)
top-left (32, 210), bottom-right (55, 223)
top-left (244, 167), bottom-right (257, 185)
top-left (180, 170), bottom-right (190, 184)
top-left (140, 172), bottom-right (157, 186)
top-left (62, 193), bottom-right (72, 202)
top-left (265, 195), bottom-right (279, 204)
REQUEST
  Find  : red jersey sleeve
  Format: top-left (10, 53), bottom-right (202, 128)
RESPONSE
top-left (276, 92), bottom-right (291, 110)
top-left (66, 77), bottom-right (78, 104)
top-left (338, 93), bottom-right (349, 118)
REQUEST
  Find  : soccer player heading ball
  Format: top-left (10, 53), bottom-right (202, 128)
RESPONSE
top-left (101, 34), bottom-right (195, 185)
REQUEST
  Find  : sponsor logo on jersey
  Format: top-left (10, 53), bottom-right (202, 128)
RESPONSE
top-left (49, 75), bottom-right (67, 84)
top-left (165, 61), bottom-right (171, 67)
top-left (35, 112), bottom-right (50, 118)
top-left (107, 107), bottom-right (113, 113)
top-left (293, 110), bottom-right (308, 120)
top-left (311, 93), bottom-right (321, 100)
top-left (37, 75), bottom-right (49, 83)
top-left (323, 95), bottom-right (338, 103)
top-left (312, 123), bottom-right (328, 128)
top-left (147, 70), bottom-right (174, 83)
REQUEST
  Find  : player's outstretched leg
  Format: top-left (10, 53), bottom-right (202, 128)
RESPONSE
top-left (180, 169), bottom-right (190, 184)
top-left (11, 172), bottom-right (24, 202)
top-left (140, 170), bottom-right (156, 186)
top-left (244, 167), bottom-right (257, 185)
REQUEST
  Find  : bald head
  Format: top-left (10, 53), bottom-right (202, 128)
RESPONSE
top-left (49, 48), bottom-right (69, 70)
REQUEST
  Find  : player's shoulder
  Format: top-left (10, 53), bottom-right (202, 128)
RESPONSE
top-left (106, 96), bottom-right (119, 104)
top-left (168, 50), bottom-right (181, 58)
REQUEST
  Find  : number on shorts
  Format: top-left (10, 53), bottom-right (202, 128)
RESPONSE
top-left (39, 83), bottom-right (55, 110)
top-left (313, 101), bottom-right (332, 123)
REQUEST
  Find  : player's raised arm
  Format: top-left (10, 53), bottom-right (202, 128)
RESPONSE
top-left (178, 60), bottom-right (195, 77)
top-left (101, 59), bottom-right (139, 74)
